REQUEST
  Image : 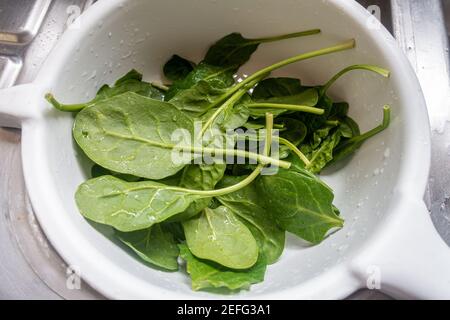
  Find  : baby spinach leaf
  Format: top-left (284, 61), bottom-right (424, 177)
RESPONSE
top-left (307, 129), bottom-right (342, 173)
top-left (204, 29), bottom-right (320, 69)
top-left (248, 88), bottom-right (320, 118)
top-left (252, 77), bottom-right (304, 100)
top-left (295, 92), bottom-right (333, 132)
top-left (217, 176), bottom-right (285, 264)
top-left (256, 169), bottom-right (343, 244)
top-left (75, 175), bottom-right (202, 232)
top-left (168, 163), bottom-right (227, 222)
top-left (208, 93), bottom-right (252, 131)
top-left (277, 118), bottom-right (307, 146)
top-left (219, 103), bottom-right (250, 130)
top-left (91, 164), bottom-right (141, 182)
top-left (116, 224), bottom-right (179, 271)
top-left (311, 122), bottom-right (339, 149)
top-left (163, 222), bottom-right (186, 241)
top-left (338, 116), bottom-right (360, 139)
top-left (163, 55), bottom-right (196, 82)
top-left (46, 70), bottom-right (164, 112)
top-left (73, 92), bottom-right (194, 180)
top-left (168, 80), bottom-right (228, 115)
top-left (183, 206), bottom-right (259, 269)
top-left (179, 244), bottom-right (266, 291)
top-left (329, 102), bottom-right (349, 119)
top-left (165, 63), bottom-right (235, 100)
top-left (201, 39), bottom-right (356, 113)
top-left (330, 106), bottom-right (391, 165)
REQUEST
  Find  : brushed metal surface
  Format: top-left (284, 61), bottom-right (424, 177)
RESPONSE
top-left (0, 0), bottom-right (447, 300)
top-left (0, 0), bottom-right (102, 300)
top-left (0, 0), bottom-right (51, 46)
top-left (392, 0), bottom-right (450, 245)
top-left (0, 56), bottom-right (21, 88)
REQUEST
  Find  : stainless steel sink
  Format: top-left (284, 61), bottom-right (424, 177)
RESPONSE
top-left (0, 0), bottom-right (448, 300)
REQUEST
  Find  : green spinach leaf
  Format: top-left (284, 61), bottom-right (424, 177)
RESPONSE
top-left (330, 106), bottom-right (390, 165)
top-left (248, 88), bottom-right (320, 118)
top-left (256, 169), bottom-right (343, 244)
top-left (252, 77), bottom-right (304, 100)
top-left (165, 63), bottom-right (235, 101)
top-left (217, 176), bottom-right (285, 264)
top-left (73, 92), bottom-right (194, 180)
top-left (91, 164), bottom-right (141, 182)
top-left (116, 224), bottom-right (179, 271)
top-left (168, 80), bottom-right (229, 115)
top-left (75, 175), bottom-right (201, 232)
top-left (307, 129), bottom-right (342, 173)
top-left (204, 30), bottom-right (320, 68)
top-left (277, 117), bottom-right (307, 146)
top-left (163, 55), bottom-right (196, 82)
top-left (183, 206), bottom-right (259, 269)
top-left (179, 244), bottom-right (266, 291)
top-left (169, 163), bottom-right (227, 222)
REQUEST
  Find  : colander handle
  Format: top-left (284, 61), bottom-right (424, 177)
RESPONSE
top-left (0, 83), bottom-right (43, 128)
top-left (351, 197), bottom-right (450, 299)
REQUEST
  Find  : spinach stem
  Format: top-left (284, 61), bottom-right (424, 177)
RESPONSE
top-left (325, 120), bottom-right (340, 126)
top-left (249, 29), bottom-right (321, 45)
top-left (335, 105), bottom-right (391, 150)
top-left (150, 82), bottom-right (169, 91)
top-left (176, 145), bottom-right (290, 169)
top-left (321, 64), bottom-right (390, 95)
top-left (278, 137), bottom-right (311, 166)
top-left (199, 76), bottom-right (266, 137)
top-left (246, 103), bottom-right (325, 115)
top-left (348, 105), bottom-right (390, 143)
top-left (45, 93), bottom-right (87, 112)
top-left (136, 113), bottom-right (275, 197)
top-left (210, 39), bottom-right (356, 109)
top-left (100, 127), bottom-right (289, 169)
top-left (199, 87), bottom-right (248, 137)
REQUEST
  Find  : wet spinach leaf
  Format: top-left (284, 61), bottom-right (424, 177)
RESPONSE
top-left (116, 224), bottom-right (179, 271)
top-left (330, 106), bottom-right (390, 165)
top-left (204, 30), bottom-right (320, 69)
top-left (217, 176), bottom-right (285, 264)
top-left (256, 169), bottom-right (343, 244)
top-left (252, 77), bottom-right (304, 100)
top-left (165, 63), bottom-right (235, 101)
top-left (307, 128), bottom-right (342, 173)
top-left (169, 163), bottom-right (227, 222)
top-left (163, 55), bottom-right (196, 82)
top-left (91, 164), bottom-right (141, 182)
top-left (179, 244), bottom-right (266, 291)
top-left (277, 117), bottom-right (307, 146)
top-left (248, 88), bottom-right (320, 118)
top-left (183, 206), bottom-right (259, 269)
top-left (75, 175), bottom-right (202, 232)
top-left (168, 79), bottom-right (229, 115)
top-left (73, 92), bottom-right (194, 180)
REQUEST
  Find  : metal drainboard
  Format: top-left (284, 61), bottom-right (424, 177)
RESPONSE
top-left (0, 0), bottom-right (448, 300)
